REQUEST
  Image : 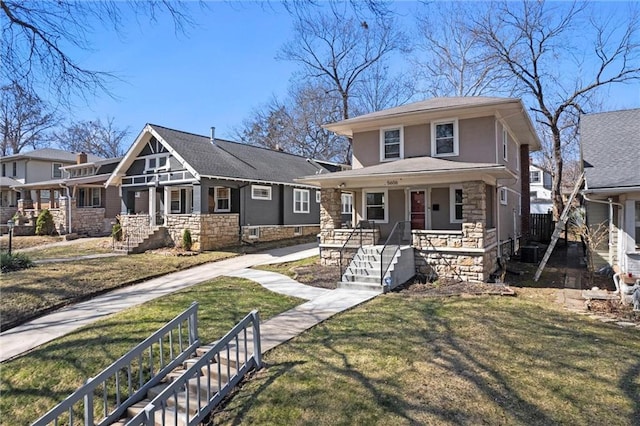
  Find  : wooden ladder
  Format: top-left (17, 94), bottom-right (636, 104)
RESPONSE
top-left (533, 173), bottom-right (584, 282)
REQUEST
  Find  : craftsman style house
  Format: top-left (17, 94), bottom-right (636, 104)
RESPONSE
top-left (299, 97), bottom-right (541, 286)
top-left (106, 124), bottom-right (339, 251)
top-left (581, 108), bottom-right (640, 277)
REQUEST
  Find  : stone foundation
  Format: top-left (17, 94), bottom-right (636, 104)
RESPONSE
top-left (318, 228), bottom-right (380, 266)
top-left (242, 224), bottom-right (319, 243)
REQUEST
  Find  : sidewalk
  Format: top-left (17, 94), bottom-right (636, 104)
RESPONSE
top-left (2, 243), bottom-right (381, 362)
top-left (0, 242), bottom-right (319, 362)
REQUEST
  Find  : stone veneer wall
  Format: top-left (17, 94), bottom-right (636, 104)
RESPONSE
top-left (319, 228), bottom-right (380, 266)
top-left (0, 207), bottom-right (16, 224)
top-left (241, 224), bottom-right (319, 243)
top-left (164, 213), bottom-right (240, 251)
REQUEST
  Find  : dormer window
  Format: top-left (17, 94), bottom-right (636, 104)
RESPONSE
top-left (431, 119), bottom-right (459, 157)
top-left (380, 127), bottom-right (403, 161)
top-left (145, 154), bottom-right (169, 172)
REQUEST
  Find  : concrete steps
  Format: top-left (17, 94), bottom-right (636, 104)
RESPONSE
top-left (113, 226), bottom-right (171, 254)
top-left (339, 245), bottom-right (415, 292)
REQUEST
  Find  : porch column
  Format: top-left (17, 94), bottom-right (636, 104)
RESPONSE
top-left (192, 184), bottom-right (201, 214)
top-left (35, 189), bottom-right (42, 210)
top-left (320, 188), bottom-right (342, 230)
top-left (462, 181), bottom-right (487, 248)
top-left (164, 187), bottom-right (170, 217)
top-left (149, 187), bottom-right (157, 225)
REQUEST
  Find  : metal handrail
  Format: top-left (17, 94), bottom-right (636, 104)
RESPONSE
top-left (380, 221), bottom-right (411, 288)
top-left (32, 303), bottom-right (200, 426)
top-left (113, 216), bottom-right (152, 253)
top-left (339, 220), bottom-right (376, 278)
top-left (127, 310), bottom-right (262, 426)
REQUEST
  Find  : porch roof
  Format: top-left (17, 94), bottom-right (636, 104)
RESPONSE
top-left (11, 175), bottom-right (107, 190)
top-left (1, 176), bottom-right (20, 188)
top-left (296, 156), bottom-right (516, 188)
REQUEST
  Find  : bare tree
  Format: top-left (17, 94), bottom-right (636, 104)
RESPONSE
top-left (352, 61), bottom-right (416, 115)
top-left (0, 1), bottom-right (195, 104)
top-left (236, 83), bottom-right (349, 163)
top-left (413, 2), bottom-right (516, 97)
top-left (53, 117), bottom-right (129, 158)
top-left (473, 1), bottom-right (640, 219)
top-left (0, 82), bottom-right (58, 155)
top-left (278, 2), bottom-right (406, 161)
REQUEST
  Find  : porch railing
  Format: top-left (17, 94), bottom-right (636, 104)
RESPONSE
top-left (339, 220), bottom-right (377, 278)
top-left (113, 215), bottom-right (152, 252)
top-left (126, 310), bottom-right (262, 426)
top-left (32, 303), bottom-right (200, 426)
top-left (499, 236), bottom-right (522, 260)
top-left (380, 221), bottom-right (411, 288)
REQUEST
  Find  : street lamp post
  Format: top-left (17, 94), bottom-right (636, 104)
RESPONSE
top-left (7, 219), bottom-right (14, 255)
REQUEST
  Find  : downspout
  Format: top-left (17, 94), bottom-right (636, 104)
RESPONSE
top-left (582, 194), bottom-right (624, 267)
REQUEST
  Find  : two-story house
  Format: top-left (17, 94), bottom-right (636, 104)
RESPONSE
top-left (529, 163), bottom-right (553, 213)
top-left (0, 148), bottom-right (102, 224)
top-left (106, 124), bottom-right (341, 252)
top-left (299, 97), bottom-right (541, 288)
top-left (581, 108), bottom-right (640, 278)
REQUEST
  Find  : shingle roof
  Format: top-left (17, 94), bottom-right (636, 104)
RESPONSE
top-left (149, 125), bottom-right (329, 185)
top-left (0, 176), bottom-right (19, 188)
top-left (581, 108), bottom-right (640, 190)
top-left (0, 148), bottom-right (103, 163)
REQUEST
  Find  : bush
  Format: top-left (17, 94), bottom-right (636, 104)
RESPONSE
top-left (1, 252), bottom-right (34, 273)
top-left (183, 228), bottom-right (193, 251)
top-left (35, 209), bottom-right (55, 236)
top-left (111, 223), bottom-right (122, 241)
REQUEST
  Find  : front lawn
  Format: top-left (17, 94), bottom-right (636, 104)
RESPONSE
top-left (213, 289), bottom-right (640, 425)
top-left (0, 276), bottom-right (304, 426)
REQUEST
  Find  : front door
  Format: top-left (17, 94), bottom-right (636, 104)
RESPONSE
top-left (410, 190), bottom-right (426, 230)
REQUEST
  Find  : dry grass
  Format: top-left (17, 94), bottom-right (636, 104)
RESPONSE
top-left (0, 277), bottom-right (304, 426)
top-left (0, 235), bottom-right (64, 251)
top-left (21, 237), bottom-right (114, 260)
top-left (212, 290), bottom-right (640, 426)
top-left (1, 250), bottom-right (239, 330)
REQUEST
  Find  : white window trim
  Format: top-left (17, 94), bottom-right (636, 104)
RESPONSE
top-left (341, 193), bottom-right (353, 214)
top-left (449, 185), bottom-right (463, 224)
top-left (214, 186), bottom-right (231, 212)
top-left (144, 153), bottom-right (170, 173)
top-left (247, 226), bottom-right (260, 239)
top-left (530, 170), bottom-right (541, 184)
top-left (431, 118), bottom-right (459, 157)
top-left (170, 188), bottom-right (182, 213)
top-left (251, 185), bottom-right (272, 200)
top-left (315, 190), bottom-right (321, 203)
top-left (502, 127), bottom-right (508, 161)
top-left (363, 189), bottom-right (389, 224)
top-left (90, 187), bottom-right (101, 207)
top-left (500, 188), bottom-right (508, 205)
top-left (52, 162), bottom-right (63, 178)
top-left (293, 188), bottom-right (310, 213)
top-left (293, 226), bottom-right (302, 236)
top-left (379, 126), bottom-right (404, 162)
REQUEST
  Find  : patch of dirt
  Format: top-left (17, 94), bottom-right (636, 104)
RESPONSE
top-left (148, 247), bottom-right (198, 256)
top-left (396, 278), bottom-right (514, 297)
top-left (292, 263), bottom-right (339, 289)
top-left (586, 299), bottom-right (640, 323)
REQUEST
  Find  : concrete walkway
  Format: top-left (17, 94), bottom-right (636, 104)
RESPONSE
top-left (1, 242), bottom-right (381, 362)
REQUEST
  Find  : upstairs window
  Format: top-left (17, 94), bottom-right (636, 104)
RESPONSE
top-left (52, 163), bottom-right (62, 178)
top-left (251, 185), bottom-right (271, 200)
top-left (530, 170), bottom-right (541, 183)
top-left (502, 127), bottom-right (508, 161)
top-left (293, 188), bottom-right (310, 213)
top-left (12, 162), bottom-right (16, 176)
top-left (380, 127), bottom-right (403, 161)
top-left (145, 154), bottom-right (169, 172)
top-left (431, 119), bottom-right (459, 157)
top-left (500, 188), bottom-right (508, 205)
top-left (1, 164), bottom-right (5, 177)
top-left (215, 187), bottom-right (230, 212)
top-left (341, 193), bottom-right (353, 214)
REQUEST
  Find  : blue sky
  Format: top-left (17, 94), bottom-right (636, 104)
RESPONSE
top-left (59, 1), bottom-right (639, 143)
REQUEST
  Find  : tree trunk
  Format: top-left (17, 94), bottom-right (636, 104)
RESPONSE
top-left (551, 128), bottom-right (564, 221)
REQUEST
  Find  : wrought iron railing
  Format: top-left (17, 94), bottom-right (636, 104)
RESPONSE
top-left (379, 221), bottom-right (411, 288)
top-left (112, 215), bottom-right (152, 253)
top-left (499, 236), bottom-right (522, 260)
top-left (126, 310), bottom-right (262, 426)
top-left (339, 220), bottom-right (377, 278)
top-left (32, 303), bottom-right (200, 426)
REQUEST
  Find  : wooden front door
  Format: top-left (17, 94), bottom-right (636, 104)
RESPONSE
top-left (410, 190), bottom-right (426, 230)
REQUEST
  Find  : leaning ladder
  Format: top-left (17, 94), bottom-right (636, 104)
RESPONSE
top-left (533, 173), bottom-right (584, 282)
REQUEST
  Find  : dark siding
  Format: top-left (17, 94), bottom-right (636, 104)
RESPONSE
top-left (127, 159), bottom-right (146, 175)
top-left (243, 184), bottom-right (279, 226)
top-left (283, 186), bottom-right (321, 225)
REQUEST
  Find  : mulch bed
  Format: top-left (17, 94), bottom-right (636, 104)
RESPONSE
top-left (396, 278), bottom-right (515, 297)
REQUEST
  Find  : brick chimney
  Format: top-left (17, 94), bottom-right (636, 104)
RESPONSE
top-left (77, 152), bottom-right (87, 164)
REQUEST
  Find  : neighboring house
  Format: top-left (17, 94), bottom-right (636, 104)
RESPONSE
top-left (9, 153), bottom-right (121, 236)
top-left (581, 108), bottom-right (640, 277)
top-left (529, 164), bottom-right (553, 214)
top-left (299, 97), bottom-right (541, 286)
top-left (0, 148), bottom-right (102, 225)
top-left (106, 124), bottom-right (339, 251)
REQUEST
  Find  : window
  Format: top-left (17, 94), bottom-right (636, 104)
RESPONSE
top-left (248, 227), bottom-right (260, 239)
top-left (52, 163), bottom-right (62, 178)
top-left (502, 127), bottom-right (508, 161)
top-left (1, 163), bottom-right (5, 177)
top-left (293, 189), bottom-right (310, 213)
top-left (530, 171), bottom-right (541, 183)
top-left (364, 190), bottom-right (387, 223)
top-left (530, 191), bottom-right (538, 199)
top-left (251, 185), bottom-right (271, 200)
top-left (170, 189), bottom-right (181, 213)
top-left (500, 188), bottom-right (508, 205)
top-left (145, 154), bottom-right (169, 172)
top-left (635, 201), bottom-right (640, 248)
top-left (215, 187), bottom-right (230, 212)
top-left (316, 190), bottom-right (321, 203)
top-left (450, 186), bottom-right (463, 223)
top-left (12, 162), bottom-right (16, 176)
top-left (380, 127), bottom-right (403, 161)
top-left (294, 226), bottom-right (302, 236)
top-left (341, 193), bottom-right (353, 214)
top-left (431, 119), bottom-right (459, 157)
top-left (91, 188), bottom-right (100, 206)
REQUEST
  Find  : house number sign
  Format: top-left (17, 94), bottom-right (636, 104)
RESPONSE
top-left (386, 180), bottom-right (399, 186)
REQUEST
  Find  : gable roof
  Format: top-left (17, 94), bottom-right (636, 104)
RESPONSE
top-left (0, 148), bottom-right (103, 163)
top-left (581, 108), bottom-right (640, 192)
top-left (108, 124), bottom-right (332, 187)
top-left (324, 96), bottom-right (542, 150)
